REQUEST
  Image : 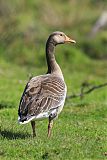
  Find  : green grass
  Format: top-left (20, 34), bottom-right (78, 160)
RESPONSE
top-left (0, 0), bottom-right (107, 65)
top-left (0, 1), bottom-right (107, 159)
top-left (0, 57), bottom-right (107, 160)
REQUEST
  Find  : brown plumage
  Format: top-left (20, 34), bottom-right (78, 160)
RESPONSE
top-left (18, 31), bottom-right (76, 137)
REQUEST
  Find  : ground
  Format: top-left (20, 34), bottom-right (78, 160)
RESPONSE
top-left (0, 57), bottom-right (107, 160)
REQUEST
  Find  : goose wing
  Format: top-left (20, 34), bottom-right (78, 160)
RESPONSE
top-left (18, 74), bottom-right (66, 122)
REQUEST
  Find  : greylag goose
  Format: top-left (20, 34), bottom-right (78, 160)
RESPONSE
top-left (18, 31), bottom-right (76, 137)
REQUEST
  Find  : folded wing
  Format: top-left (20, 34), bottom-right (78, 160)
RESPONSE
top-left (18, 74), bottom-right (66, 122)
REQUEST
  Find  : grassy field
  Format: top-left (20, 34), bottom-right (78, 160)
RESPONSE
top-left (0, 0), bottom-right (107, 159)
top-left (0, 55), bottom-right (107, 160)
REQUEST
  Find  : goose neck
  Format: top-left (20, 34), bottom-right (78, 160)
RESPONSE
top-left (46, 41), bottom-right (63, 78)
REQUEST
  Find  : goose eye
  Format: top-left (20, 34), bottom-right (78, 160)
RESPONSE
top-left (60, 34), bottom-right (63, 36)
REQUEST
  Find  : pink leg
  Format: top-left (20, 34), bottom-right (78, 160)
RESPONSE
top-left (31, 121), bottom-right (36, 137)
top-left (48, 119), bottom-right (53, 138)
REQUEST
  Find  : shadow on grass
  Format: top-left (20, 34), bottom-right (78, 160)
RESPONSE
top-left (70, 102), bottom-right (90, 108)
top-left (41, 149), bottom-right (60, 159)
top-left (74, 103), bottom-right (89, 107)
top-left (1, 130), bottom-right (31, 139)
top-left (0, 102), bottom-right (15, 109)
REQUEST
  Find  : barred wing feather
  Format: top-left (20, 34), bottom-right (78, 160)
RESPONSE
top-left (18, 74), bottom-right (66, 122)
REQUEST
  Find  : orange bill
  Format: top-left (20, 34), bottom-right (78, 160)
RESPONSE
top-left (65, 35), bottom-right (76, 43)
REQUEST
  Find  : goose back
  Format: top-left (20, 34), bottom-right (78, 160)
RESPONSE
top-left (18, 74), bottom-right (67, 123)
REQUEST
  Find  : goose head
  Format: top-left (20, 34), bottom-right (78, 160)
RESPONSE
top-left (48, 31), bottom-right (76, 45)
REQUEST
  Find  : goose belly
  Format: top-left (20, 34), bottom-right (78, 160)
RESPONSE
top-left (35, 103), bottom-right (65, 120)
top-left (18, 101), bottom-right (65, 124)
